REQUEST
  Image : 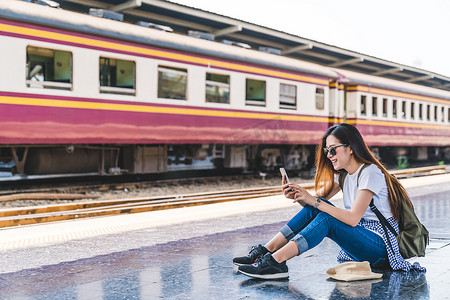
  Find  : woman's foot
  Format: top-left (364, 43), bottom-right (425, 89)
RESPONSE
top-left (233, 244), bottom-right (269, 266)
top-left (238, 253), bottom-right (289, 279)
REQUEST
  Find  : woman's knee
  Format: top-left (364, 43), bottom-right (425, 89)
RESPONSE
top-left (286, 206), bottom-right (317, 233)
top-left (315, 212), bottom-right (332, 222)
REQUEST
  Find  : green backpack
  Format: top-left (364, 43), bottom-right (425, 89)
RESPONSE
top-left (338, 164), bottom-right (429, 259)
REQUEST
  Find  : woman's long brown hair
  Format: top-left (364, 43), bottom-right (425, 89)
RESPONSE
top-left (314, 123), bottom-right (412, 220)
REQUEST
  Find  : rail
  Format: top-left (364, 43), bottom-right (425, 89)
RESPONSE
top-left (390, 165), bottom-right (447, 176)
top-left (0, 165), bottom-right (447, 229)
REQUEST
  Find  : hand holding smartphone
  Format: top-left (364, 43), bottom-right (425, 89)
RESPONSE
top-left (280, 168), bottom-right (294, 194)
top-left (279, 168), bottom-right (290, 183)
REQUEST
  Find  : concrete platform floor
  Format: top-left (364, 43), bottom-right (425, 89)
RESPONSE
top-left (0, 175), bottom-right (449, 299)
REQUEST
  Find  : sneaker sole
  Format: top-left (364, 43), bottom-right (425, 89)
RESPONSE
top-left (233, 262), bottom-right (253, 267)
top-left (238, 269), bottom-right (289, 280)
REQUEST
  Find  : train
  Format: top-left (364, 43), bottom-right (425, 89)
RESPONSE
top-left (0, 0), bottom-right (449, 176)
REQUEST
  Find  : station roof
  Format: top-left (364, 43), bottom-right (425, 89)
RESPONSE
top-left (55, 0), bottom-right (450, 92)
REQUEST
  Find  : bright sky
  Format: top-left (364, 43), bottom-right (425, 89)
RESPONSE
top-left (171, 0), bottom-right (450, 78)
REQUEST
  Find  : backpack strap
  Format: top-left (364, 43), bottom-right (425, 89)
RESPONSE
top-left (338, 171), bottom-right (347, 191)
top-left (369, 201), bottom-right (397, 236)
top-left (369, 199), bottom-right (397, 255)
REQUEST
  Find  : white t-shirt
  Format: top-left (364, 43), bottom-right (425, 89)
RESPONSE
top-left (334, 164), bottom-right (392, 221)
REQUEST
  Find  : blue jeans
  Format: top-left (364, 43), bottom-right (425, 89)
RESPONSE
top-left (279, 199), bottom-right (388, 268)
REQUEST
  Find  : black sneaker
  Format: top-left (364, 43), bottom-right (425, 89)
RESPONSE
top-left (238, 253), bottom-right (289, 280)
top-left (233, 244), bottom-right (268, 266)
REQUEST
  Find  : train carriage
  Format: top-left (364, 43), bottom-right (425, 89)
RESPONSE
top-left (335, 69), bottom-right (450, 164)
top-left (0, 0), bottom-right (449, 176)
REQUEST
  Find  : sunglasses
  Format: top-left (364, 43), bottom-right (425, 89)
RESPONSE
top-left (323, 144), bottom-right (348, 156)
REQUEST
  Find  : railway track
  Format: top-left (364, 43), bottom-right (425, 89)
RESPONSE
top-left (0, 165), bottom-right (447, 229)
top-left (0, 172), bottom-right (267, 196)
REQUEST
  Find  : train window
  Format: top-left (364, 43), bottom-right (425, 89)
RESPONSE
top-left (372, 97), bottom-right (377, 116)
top-left (158, 66), bottom-right (187, 100)
top-left (419, 103), bottom-right (423, 120)
top-left (99, 57), bottom-right (135, 95)
top-left (279, 83), bottom-right (297, 109)
top-left (401, 101), bottom-right (406, 119)
top-left (448, 108), bottom-right (450, 123)
top-left (246, 79), bottom-right (266, 106)
top-left (392, 99), bottom-right (397, 118)
top-left (441, 107), bottom-right (445, 122)
top-left (26, 46), bottom-right (72, 90)
top-left (382, 98), bottom-right (387, 117)
top-left (434, 106), bottom-right (438, 121)
top-left (205, 73), bottom-right (230, 104)
top-left (360, 95), bottom-right (366, 115)
top-left (426, 105), bottom-right (430, 120)
top-left (315, 88), bottom-right (324, 110)
top-left (410, 102), bottom-right (415, 120)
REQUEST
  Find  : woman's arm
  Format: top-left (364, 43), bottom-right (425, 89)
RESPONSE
top-left (317, 189), bottom-right (373, 227)
top-left (283, 183), bottom-right (373, 227)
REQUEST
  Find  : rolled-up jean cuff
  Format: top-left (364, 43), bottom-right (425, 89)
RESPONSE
top-left (280, 225), bottom-right (295, 241)
top-left (292, 234), bottom-right (309, 255)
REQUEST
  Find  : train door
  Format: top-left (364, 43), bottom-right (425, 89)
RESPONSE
top-left (328, 80), bottom-right (345, 126)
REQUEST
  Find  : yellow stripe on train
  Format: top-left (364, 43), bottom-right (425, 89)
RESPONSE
top-left (0, 22), bottom-right (328, 86)
top-left (0, 95), bottom-right (449, 131)
top-left (0, 95), bottom-right (328, 123)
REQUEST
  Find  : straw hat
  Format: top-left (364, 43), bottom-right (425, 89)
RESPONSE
top-left (326, 261), bottom-right (383, 282)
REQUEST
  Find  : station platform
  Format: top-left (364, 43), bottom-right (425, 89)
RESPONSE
top-left (0, 174), bottom-right (449, 299)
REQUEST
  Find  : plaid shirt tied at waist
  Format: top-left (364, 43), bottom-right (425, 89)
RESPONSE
top-left (336, 217), bottom-right (426, 272)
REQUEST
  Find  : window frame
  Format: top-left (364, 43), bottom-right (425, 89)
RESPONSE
top-left (245, 78), bottom-right (266, 107)
top-left (99, 56), bottom-right (136, 96)
top-left (372, 96), bottom-right (378, 117)
top-left (26, 45), bottom-right (73, 91)
top-left (382, 98), bottom-right (388, 117)
top-left (401, 100), bottom-right (407, 119)
top-left (392, 99), bottom-right (398, 118)
top-left (279, 83), bottom-right (297, 110)
top-left (315, 87), bottom-right (325, 110)
top-left (360, 95), bottom-right (367, 116)
top-left (157, 65), bottom-right (188, 100)
top-left (205, 72), bottom-right (230, 104)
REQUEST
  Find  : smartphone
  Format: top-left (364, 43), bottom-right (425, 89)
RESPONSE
top-left (279, 168), bottom-right (290, 183)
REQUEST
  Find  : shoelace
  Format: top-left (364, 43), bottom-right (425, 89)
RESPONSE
top-left (248, 245), bottom-right (257, 254)
top-left (254, 255), bottom-right (270, 267)
top-left (248, 246), bottom-right (261, 258)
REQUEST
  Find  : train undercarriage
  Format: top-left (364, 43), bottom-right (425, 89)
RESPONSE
top-left (0, 144), bottom-right (449, 177)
